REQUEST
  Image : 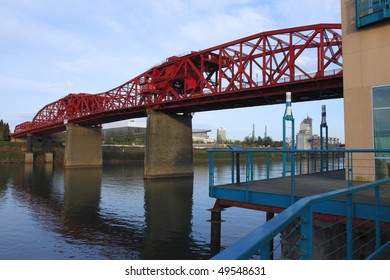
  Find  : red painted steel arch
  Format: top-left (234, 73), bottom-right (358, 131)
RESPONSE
top-left (13, 23), bottom-right (343, 137)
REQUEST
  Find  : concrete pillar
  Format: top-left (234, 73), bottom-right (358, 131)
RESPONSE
top-left (26, 135), bottom-right (33, 153)
top-left (25, 153), bottom-right (34, 164)
top-left (64, 125), bottom-right (102, 168)
top-left (144, 111), bottom-right (193, 179)
top-left (45, 153), bottom-right (54, 163)
top-left (25, 134), bottom-right (34, 164)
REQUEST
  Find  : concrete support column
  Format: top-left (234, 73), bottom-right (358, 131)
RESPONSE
top-left (64, 125), bottom-right (102, 168)
top-left (45, 153), bottom-right (54, 163)
top-left (25, 134), bottom-right (34, 164)
top-left (26, 135), bottom-right (33, 153)
top-left (144, 111), bottom-right (193, 179)
top-left (44, 137), bottom-right (53, 164)
top-left (25, 153), bottom-right (34, 164)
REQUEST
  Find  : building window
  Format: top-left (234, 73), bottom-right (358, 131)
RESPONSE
top-left (373, 85), bottom-right (390, 178)
top-left (356, 0), bottom-right (390, 28)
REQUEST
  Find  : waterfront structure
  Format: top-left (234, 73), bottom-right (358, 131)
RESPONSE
top-left (217, 127), bottom-right (226, 144)
top-left (13, 24), bottom-right (342, 176)
top-left (193, 129), bottom-right (215, 144)
top-left (209, 2), bottom-right (390, 260)
top-left (296, 116), bottom-right (313, 150)
top-left (296, 116), bottom-right (340, 150)
top-left (103, 121), bottom-right (214, 144)
top-left (103, 120), bottom-right (146, 143)
top-left (342, 0), bottom-right (390, 180)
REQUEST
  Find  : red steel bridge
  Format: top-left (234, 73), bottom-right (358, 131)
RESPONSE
top-left (13, 23), bottom-right (343, 138)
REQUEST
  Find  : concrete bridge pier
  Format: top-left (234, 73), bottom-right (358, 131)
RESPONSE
top-left (144, 111), bottom-right (193, 179)
top-left (64, 124), bottom-right (103, 168)
top-left (43, 136), bottom-right (54, 164)
top-left (25, 134), bottom-right (34, 164)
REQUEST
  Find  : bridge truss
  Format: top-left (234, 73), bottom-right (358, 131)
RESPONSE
top-left (14, 23), bottom-right (343, 137)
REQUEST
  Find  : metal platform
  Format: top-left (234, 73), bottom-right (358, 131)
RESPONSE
top-left (210, 169), bottom-right (390, 222)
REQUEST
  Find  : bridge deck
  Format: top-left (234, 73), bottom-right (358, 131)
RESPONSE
top-left (211, 170), bottom-right (390, 219)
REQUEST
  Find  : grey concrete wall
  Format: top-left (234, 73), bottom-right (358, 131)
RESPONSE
top-left (25, 152), bottom-right (34, 164)
top-left (45, 152), bottom-right (53, 163)
top-left (64, 125), bottom-right (102, 168)
top-left (144, 111), bottom-right (193, 178)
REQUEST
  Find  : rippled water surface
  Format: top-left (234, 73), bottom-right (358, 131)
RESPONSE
top-left (0, 162), bottom-right (267, 260)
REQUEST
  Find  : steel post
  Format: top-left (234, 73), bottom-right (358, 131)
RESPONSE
top-left (266, 212), bottom-right (275, 260)
top-left (210, 208), bottom-right (223, 257)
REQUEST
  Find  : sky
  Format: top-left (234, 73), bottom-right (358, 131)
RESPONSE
top-left (0, 0), bottom-right (344, 142)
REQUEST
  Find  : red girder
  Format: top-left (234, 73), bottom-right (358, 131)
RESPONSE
top-left (13, 23), bottom-right (343, 138)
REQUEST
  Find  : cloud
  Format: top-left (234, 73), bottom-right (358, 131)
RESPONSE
top-left (0, 0), bottom-right (345, 139)
top-left (175, 6), bottom-right (273, 50)
top-left (270, 0), bottom-right (341, 28)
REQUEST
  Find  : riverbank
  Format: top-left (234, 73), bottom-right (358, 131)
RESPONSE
top-left (0, 143), bottom-right (218, 164)
top-left (0, 142), bottom-right (282, 164)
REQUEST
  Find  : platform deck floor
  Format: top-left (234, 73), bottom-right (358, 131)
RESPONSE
top-left (214, 170), bottom-right (390, 205)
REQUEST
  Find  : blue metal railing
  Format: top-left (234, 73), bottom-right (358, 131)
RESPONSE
top-left (209, 149), bottom-right (390, 202)
top-left (209, 149), bottom-right (346, 203)
top-left (211, 177), bottom-right (390, 259)
top-left (208, 149), bottom-right (390, 259)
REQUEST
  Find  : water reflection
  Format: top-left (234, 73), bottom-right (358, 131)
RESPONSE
top-left (1, 162), bottom-right (260, 260)
top-left (63, 168), bottom-right (102, 237)
top-left (143, 177), bottom-right (200, 259)
top-left (62, 167), bottom-right (144, 259)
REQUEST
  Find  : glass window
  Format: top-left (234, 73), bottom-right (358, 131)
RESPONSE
top-left (373, 85), bottom-right (390, 108)
top-left (373, 85), bottom-right (390, 178)
top-left (373, 109), bottom-right (390, 149)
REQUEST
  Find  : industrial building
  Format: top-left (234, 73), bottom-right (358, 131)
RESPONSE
top-left (193, 129), bottom-right (215, 144)
top-left (296, 116), bottom-right (340, 150)
top-left (103, 120), bottom-right (214, 144)
top-left (217, 127), bottom-right (226, 143)
top-left (103, 120), bottom-right (147, 143)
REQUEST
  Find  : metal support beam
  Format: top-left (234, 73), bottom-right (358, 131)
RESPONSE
top-left (209, 208), bottom-right (224, 257)
top-left (266, 212), bottom-right (275, 259)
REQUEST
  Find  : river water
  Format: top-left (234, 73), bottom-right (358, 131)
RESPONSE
top-left (0, 162), bottom-right (269, 260)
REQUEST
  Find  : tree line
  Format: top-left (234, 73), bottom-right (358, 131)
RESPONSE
top-left (244, 135), bottom-right (283, 148)
top-left (0, 119), bottom-right (10, 141)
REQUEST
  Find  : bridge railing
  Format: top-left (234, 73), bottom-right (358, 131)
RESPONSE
top-left (208, 149), bottom-right (390, 197)
top-left (208, 149), bottom-right (390, 259)
top-left (211, 177), bottom-right (390, 259)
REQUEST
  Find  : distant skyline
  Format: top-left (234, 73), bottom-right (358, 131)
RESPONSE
top-left (0, 0), bottom-right (343, 142)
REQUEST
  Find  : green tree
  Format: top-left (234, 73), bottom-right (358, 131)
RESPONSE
top-left (105, 129), bottom-right (135, 145)
top-left (257, 136), bottom-right (263, 146)
top-left (263, 136), bottom-right (273, 147)
top-left (0, 119), bottom-right (10, 141)
top-left (272, 140), bottom-right (283, 148)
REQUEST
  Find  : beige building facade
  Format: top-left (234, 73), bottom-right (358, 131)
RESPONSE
top-left (342, 0), bottom-right (390, 180)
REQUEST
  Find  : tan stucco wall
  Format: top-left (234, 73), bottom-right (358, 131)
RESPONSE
top-left (342, 0), bottom-right (390, 148)
top-left (341, 0), bottom-right (390, 180)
